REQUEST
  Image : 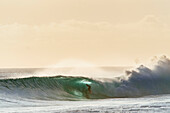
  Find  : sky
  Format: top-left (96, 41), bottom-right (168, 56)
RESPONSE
top-left (0, 0), bottom-right (170, 67)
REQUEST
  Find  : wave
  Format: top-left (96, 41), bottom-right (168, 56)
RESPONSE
top-left (0, 76), bottom-right (107, 100)
top-left (1, 55), bottom-right (170, 100)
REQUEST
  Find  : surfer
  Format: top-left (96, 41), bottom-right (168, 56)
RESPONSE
top-left (86, 84), bottom-right (92, 94)
top-left (85, 84), bottom-right (92, 99)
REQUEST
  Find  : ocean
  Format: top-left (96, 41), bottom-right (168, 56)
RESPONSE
top-left (1, 57), bottom-right (170, 113)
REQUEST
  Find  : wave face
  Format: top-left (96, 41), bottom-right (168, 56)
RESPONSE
top-left (0, 76), bottom-right (106, 100)
top-left (1, 56), bottom-right (170, 100)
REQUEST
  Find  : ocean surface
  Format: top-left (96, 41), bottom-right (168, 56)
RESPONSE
top-left (1, 57), bottom-right (170, 113)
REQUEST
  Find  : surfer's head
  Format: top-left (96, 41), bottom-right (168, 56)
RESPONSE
top-left (86, 84), bottom-right (90, 88)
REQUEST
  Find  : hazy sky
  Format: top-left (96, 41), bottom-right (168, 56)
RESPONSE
top-left (0, 0), bottom-right (170, 67)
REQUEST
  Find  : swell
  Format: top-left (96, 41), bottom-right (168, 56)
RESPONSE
top-left (0, 72), bottom-right (170, 100)
top-left (1, 56), bottom-right (170, 100)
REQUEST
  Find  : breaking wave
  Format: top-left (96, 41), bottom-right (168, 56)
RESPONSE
top-left (1, 55), bottom-right (170, 100)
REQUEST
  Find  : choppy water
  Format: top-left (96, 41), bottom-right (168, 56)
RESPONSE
top-left (1, 93), bottom-right (170, 113)
top-left (1, 56), bottom-right (170, 112)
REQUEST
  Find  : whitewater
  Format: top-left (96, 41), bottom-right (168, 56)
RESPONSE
top-left (1, 56), bottom-right (170, 112)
